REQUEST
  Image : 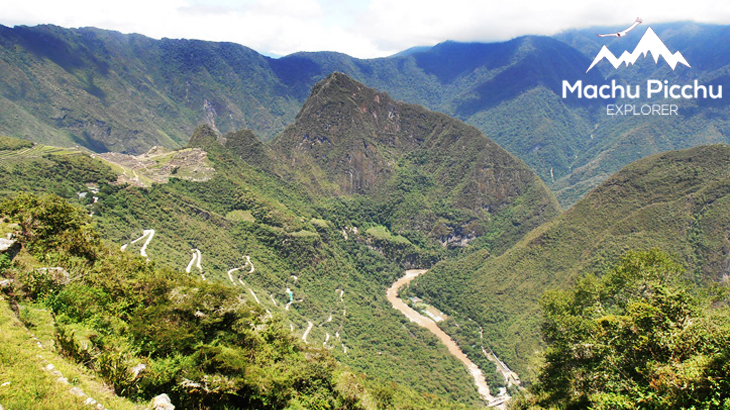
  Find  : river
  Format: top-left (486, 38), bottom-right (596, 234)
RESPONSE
top-left (386, 269), bottom-right (495, 403)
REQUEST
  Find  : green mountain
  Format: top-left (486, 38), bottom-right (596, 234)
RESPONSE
top-left (270, 72), bottom-right (560, 252)
top-left (0, 24), bottom-right (301, 152)
top-left (410, 144), bottom-right (730, 381)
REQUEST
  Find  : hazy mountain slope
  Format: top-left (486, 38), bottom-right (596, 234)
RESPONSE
top-left (410, 144), bottom-right (730, 381)
top-left (556, 22), bottom-right (730, 75)
top-left (550, 22), bottom-right (730, 205)
top-left (0, 24), bottom-right (300, 152)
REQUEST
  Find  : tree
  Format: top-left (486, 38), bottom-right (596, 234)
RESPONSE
top-left (1, 192), bottom-right (99, 260)
top-left (513, 249), bottom-right (730, 410)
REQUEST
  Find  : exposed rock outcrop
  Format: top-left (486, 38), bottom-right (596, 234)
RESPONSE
top-left (0, 237), bottom-right (20, 261)
top-left (150, 394), bottom-right (175, 410)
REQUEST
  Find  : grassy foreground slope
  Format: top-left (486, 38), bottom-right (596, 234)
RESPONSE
top-left (0, 289), bottom-right (144, 410)
top-left (411, 144), bottom-right (730, 382)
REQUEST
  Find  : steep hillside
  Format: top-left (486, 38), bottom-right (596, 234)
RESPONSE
top-left (410, 144), bottom-right (730, 381)
top-left (0, 24), bottom-right (300, 152)
top-left (271, 73), bottom-right (560, 252)
top-left (0, 194), bottom-right (477, 410)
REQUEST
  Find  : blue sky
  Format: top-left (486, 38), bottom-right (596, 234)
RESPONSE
top-left (1, 0), bottom-right (728, 58)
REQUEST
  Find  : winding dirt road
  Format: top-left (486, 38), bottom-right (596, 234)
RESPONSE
top-left (186, 248), bottom-right (204, 280)
top-left (302, 321), bottom-right (314, 344)
top-left (120, 229), bottom-right (155, 259)
top-left (386, 269), bottom-right (494, 403)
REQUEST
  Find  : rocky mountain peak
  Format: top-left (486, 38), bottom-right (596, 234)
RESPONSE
top-left (295, 72), bottom-right (403, 139)
top-left (271, 72), bottom-right (559, 242)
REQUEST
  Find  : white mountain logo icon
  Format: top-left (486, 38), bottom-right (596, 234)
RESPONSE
top-left (586, 27), bottom-right (691, 73)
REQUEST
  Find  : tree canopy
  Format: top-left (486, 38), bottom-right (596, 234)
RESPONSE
top-left (512, 249), bottom-right (730, 410)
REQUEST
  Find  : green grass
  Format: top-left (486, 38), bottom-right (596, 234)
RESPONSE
top-left (366, 225), bottom-right (412, 245)
top-left (0, 298), bottom-right (144, 410)
top-left (0, 135), bottom-right (33, 151)
top-left (309, 218), bottom-right (330, 228)
top-left (288, 229), bottom-right (319, 237)
top-left (226, 210), bottom-right (255, 223)
top-left (0, 144), bottom-right (85, 163)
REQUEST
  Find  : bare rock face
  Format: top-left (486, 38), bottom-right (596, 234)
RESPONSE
top-left (150, 394), bottom-right (175, 410)
top-left (0, 237), bottom-right (20, 261)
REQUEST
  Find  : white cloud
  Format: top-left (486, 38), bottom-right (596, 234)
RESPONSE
top-left (2, 0), bottom-right (730, 58)
top-left (354, 0), bottom-right (730, 55)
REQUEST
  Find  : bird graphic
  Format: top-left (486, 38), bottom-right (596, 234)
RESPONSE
top-left (597, 17), bottom-right (642, 37)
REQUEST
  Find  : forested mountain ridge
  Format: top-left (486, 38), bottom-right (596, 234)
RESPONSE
top-left (410, 143), bottom-right (730, 382)
top-left (0, 71), bottom-right (563, 407)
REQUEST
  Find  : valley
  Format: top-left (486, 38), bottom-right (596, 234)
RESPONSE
top-left (0, 19), bottom-right (729, 410)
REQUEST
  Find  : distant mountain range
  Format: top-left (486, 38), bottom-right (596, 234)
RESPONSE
top-left (0, 22), bottom-right (729, 207)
